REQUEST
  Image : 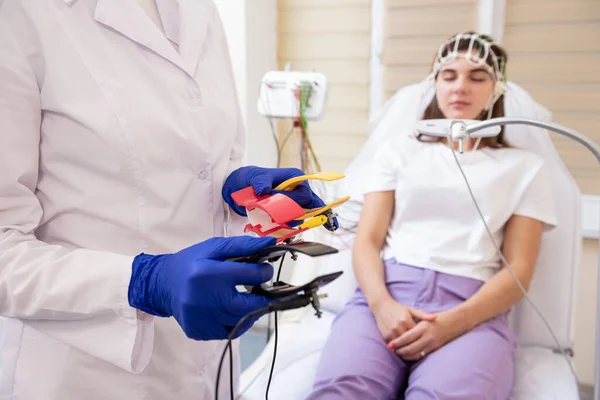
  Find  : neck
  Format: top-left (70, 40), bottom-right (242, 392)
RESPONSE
top-left (441, 137), bottom-right (481, 152)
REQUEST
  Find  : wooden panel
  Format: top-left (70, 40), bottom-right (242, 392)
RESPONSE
top-left (278, 154), bottom-right (355, 174)
top-left (387, 0), bottom-right (475, 8)
top-left (503, 23), bottom-right (600, 53)
top-left (383, 36), bottom-right (450, 65)
top-left (519, 84), bottom-right (600, 113)
top-left (316, 157), bottom-right (356, 174)
top-left (326, 84), bottom-right (370, 110)
top-left (280, 134), bottom-right (367, 158)
top-left (308, 110), bottom-right (369, 137)
top-left (504, 0), bottom-right (600, 194)
top-left (279, 0), bottom-right (369, 8)
top-left (551, 114), bottom-right (600, 194)
top-left (551, 113), bottom-right (600, 139)
top-left (385, 5), bottom-right (476, 37)
top-left (506, 1), bottom-right (600, 25)
top-left (277, 1), bottom-right (371, 170)
top-left (508, 54), bottom-right (600, 84)
top-left (279, 60), bottom-right (370, 85)
top-left (279, 8), bottom-right (370, 34)
top-left (382, 1), bottom-right (477, 105)
top-left (505, 0), bottom-right (599, 5)
top-left (384, 64), bottom-right (433, 91)
top-left (279, 33), bottom-right (370, 60)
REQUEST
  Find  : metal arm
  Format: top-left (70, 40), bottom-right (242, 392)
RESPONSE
top-left (467, 117), bottom-right (600, 164)
top-left (465, 117), bottom-right (600, 400)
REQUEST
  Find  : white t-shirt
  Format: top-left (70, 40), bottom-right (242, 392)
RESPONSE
top-left (363, 136), bottom-right (558, 282)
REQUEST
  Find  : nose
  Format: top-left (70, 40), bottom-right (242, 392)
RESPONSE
top-left (452, 74), bottom-right (470, 94)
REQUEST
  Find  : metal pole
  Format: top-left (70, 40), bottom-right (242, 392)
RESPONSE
top-left (594, 233), bottom-right (600, 400)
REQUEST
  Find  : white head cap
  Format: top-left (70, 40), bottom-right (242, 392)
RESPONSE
top-left (429, 32), bottom-right (508, 112)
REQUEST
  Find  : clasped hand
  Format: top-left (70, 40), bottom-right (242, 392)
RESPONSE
top-left (373, 297), bottom-right (464, 361)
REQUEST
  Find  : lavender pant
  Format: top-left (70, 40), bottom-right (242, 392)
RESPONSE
top-left (307, 260), bottom-right (517, 400)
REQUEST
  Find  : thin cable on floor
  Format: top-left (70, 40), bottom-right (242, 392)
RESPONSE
top-left (445, 137), bottom-right (578, 380)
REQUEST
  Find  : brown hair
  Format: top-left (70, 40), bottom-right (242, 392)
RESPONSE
top-left (419, 32), bottom-right (509, 148)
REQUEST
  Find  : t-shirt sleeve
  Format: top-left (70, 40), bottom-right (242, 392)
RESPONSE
top-left (513, 159), bottom-right (558, 231)
top-left (361, 140), bottom-right (400, 194)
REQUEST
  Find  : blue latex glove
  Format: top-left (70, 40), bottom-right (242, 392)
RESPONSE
top-left (222, 166), bottom-right (339, 230)
top-left (128, 236), bottom-right (277, 340)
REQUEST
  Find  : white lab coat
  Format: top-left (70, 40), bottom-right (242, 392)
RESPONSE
top-left (0, 0), bottom-right (246, 399)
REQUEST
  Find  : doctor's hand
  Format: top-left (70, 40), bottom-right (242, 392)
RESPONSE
top-left (128, 236), bottom-right (277, 341)
top-left (371, 296), bottom-right (437, 343)
top-left (387, 310), bottom-right (466, 361)
top-left (222, 166), bottom-right (338, 230)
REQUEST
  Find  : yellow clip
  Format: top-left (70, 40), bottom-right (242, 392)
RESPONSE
top-left (298, 215), bottom-right (328, 230)
top-left (295, 195), bottom-right (350, 220)
top-left (274, 172), bottom-right (346, 192)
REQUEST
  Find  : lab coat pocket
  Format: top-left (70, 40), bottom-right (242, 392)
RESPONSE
top-left (9, 322), bottom-right (70, 399)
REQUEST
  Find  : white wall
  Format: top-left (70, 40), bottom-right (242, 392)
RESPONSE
top-left (214, 0), bottom-right (279, 168)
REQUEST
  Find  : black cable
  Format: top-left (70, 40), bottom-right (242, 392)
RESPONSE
top-left (215, 308), bottom-right (268, 400)
top-left (265, 255), bottom-right (286, 400)
top-left (265, 307), bottom-right (279, 400)
top-left (215, 296), bottom-right (312, 400)
top-left (229, 336), bottom-right (234, 400)
top-left (266, 120), bottom-right (294, 169)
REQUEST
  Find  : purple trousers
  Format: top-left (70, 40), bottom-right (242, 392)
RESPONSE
top-left (307, 260), bottom-right (517, 400)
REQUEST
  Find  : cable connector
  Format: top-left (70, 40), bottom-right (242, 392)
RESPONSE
top-left (268, 295), bottom-right (311, 312)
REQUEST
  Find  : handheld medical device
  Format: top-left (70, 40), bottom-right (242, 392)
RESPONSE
top-left (417, 116), bottom-right (600, 400)
top-left (217, 243), bottom-right (344, 400)
top-left (230, 172), bottom-right (350, 243)
top-left (416, 119), bottom-right (501, 154)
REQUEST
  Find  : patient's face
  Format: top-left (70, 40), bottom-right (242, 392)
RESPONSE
top-left (435, 55), bottom-right (495, 120)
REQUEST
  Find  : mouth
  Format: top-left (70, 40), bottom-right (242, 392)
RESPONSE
top-left (450, 101), bottom-right (471, 107)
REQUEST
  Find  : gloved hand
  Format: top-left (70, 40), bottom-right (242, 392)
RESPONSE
top-left (222, 166), bottom-right (339, 230)
top-left (128, 236), bottom-right (277, 340)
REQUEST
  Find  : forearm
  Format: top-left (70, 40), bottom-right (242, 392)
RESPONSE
top-left (448, 263), bottom-right (534, 332)
top-left (353, 240), bottom-right (391, 310)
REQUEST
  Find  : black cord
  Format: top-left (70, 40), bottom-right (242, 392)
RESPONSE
top-left (267, 255), bottom-right (287, 337)
top-left (216, 254), bottom-right (287, 400)
top-left (229, 333), bottom-right (234, 400)
top-left (265, 307), bottom-right (279, 400)
top-left (215, 308), bottom-right (268, 400)
top-left (265, 255), bottom-right (286, 399)
top-left (215, 294), bottom-right (313, 400)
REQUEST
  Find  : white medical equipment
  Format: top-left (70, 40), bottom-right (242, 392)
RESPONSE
top-left (257, 67), bottom-right (330, 173)
top-left (257, 69), bottom-right (329, 121)
top-left (238, 80), bottom-right (591, 400)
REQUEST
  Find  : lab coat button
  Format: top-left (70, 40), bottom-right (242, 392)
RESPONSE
top-left (198, 171), bottom-right (207, 180)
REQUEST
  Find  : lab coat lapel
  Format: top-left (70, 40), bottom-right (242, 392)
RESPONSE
top-left (178, 0), bottom-right (210, 76)
top-left (94, 0), bottom-right (191, 77)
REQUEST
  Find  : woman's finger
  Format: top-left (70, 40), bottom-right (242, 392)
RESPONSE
top-left (388, 322), bottom-right (426, 350)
